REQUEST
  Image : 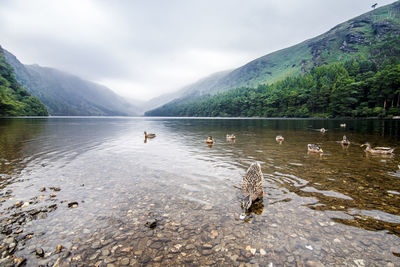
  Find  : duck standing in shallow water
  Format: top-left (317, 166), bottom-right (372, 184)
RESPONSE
top-left (308, 144), bottom-right (323, 153)
top-left (341, 135), bottom-right (350, 146)
top-left (241, 162), bottom-right (264, 219)
top-left (205, 136), bottom-right (214, 145)
top-left (361, 143), bottom-right (394, 154)
top-left (144, 131), bottom-right (156, 138)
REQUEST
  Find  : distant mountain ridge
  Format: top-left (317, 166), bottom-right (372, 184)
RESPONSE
top-left (146, 1), bottom-right (400, 116)
top-left (140, 70), bottom-right (231, 112)
top-left (5, 50), bottom-right (139, 116)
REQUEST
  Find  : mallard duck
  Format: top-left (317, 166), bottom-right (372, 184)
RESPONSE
top-left (341, 135), bottom-right (350, 146)
top-left (226, 134), bottom-right (236, 140)
top-left (361, 143), bottom-right (394, 154)
top-left (241, 162), bottom-right (264, 216)
top-left (205, 136), bottom-right (214, 144)
top-left (320, 128), bottom-right (326, 133)
top-left (275, 135), bottom-right (284, 142)
top-left (340, 123), bottom-right (346, 128)
top-left (144, 131), bottom-right (156, 138)
top-left (308, 144), bottom-right (323, 153)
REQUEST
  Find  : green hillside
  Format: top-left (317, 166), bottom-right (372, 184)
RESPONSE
top-left (4, 50), bottom-right (139, 116)
top-left (146, 1), bottom-right (400, 117)
top-left (146, 60), bottom-right (400, 118)
top-left (0, 46), bottom-right (48, 116)
top-left (203, 1), bottom-right (400, 92)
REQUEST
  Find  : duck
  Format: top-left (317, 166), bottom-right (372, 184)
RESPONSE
top-left (320, 128), bottom-right (326, 133)
top-left (341, 135), bottom-right (350, 146)
top-left (205, 136), bottom-right (214, 144)
top-left (275, 135), bottom-right (284, 142)
top-left (241, 162), bottom-right (264, 217)
top-left (226, 134), bottom-right (236, 140)
top-left (308, 144), bottom-right (323, 153)
top-left (340, 123), bottom-right (346, 128)
top-left (361, 143), bottom-right (394, 154)
top-left (144, 131), bottom-right (156, 138)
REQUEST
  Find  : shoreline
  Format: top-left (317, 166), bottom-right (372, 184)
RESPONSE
top-left (0, 116), bottom-right (399, 120)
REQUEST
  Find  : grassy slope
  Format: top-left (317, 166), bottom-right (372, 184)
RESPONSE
top-left (0, 46), bottom-right (48, 116)
top-left (215, 1), bottom-right (400, 91)
top-left (146, 1), bottom-right (400, 115)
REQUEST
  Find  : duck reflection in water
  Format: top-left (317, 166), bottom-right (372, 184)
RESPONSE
top-left (144, 136), bottom-right (155, 143)
top-left (240, 199), bottom-right (264, 221)
top-left (240, 162), bottom-right (265, 220)
top-left (365, 152), bottom-right (394, 159)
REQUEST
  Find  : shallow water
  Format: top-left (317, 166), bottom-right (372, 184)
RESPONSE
top-left (0, 117), bottom-right (399, 266)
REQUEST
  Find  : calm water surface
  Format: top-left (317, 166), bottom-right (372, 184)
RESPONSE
top-left (0, 117), bottom-right (399, 266)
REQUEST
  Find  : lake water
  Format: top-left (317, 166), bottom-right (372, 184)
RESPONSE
top-left (0, 117), bottom-right (399, 266)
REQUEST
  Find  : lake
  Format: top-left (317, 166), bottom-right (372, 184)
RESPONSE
top-left (0, 117), bottom-right (399, 266)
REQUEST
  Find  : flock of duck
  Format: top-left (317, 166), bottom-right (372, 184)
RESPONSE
top-left (144, 126), bottom-right (395, 219)
top-left (203, 127), bottom-right (394, 155)
top-left (242, 127), bottom-right (394, 218)
top-left (309, 127), bottom-right (395, 155)
top-left (205, 134), bottom-right (236, 145)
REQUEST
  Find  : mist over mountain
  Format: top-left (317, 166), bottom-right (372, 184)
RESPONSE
top-left (4, 50), bottom-right (140, 116)
top-left (146, 1), bottom-right (400, 117)
top-left (3, 2), bottom-right (399, 117)
top-left (139, 70), bottom-right (231, 112)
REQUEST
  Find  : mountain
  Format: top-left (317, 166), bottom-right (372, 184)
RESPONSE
top-left (146, 1), bottom-right (400, 116)
top-left (4, 50), bottom-right (139, 116)
top-left (0, 45), bottom-right (48, 116)
top-left (139, 70), bottom-right (231, 113)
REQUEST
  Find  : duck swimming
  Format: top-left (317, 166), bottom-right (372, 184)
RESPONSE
top-left (241, 162), bottom-right (264, 219)
top-left (275, 135), bottom-right (284, 142)
top-left (205, 136), bottom-right (214, 144)
top-left (308, 144), bottom-right (323, 153)
top-left (144, 131), bottom-right (156, 138)
top-left (226, 134), bottom-right (236, 140)
top-left (341, 135), bottom-right (350, 146)
top-left (361, 143), bottom-right (394, 154)
top-left (320, 128), bottom-right (326, 133)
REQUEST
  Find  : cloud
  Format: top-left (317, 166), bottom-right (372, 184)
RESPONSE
top-left (0, 0), bottom-right (396, 100)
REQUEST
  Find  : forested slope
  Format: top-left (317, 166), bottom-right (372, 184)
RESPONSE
top-left (146, 1), bottom-right (400, 117)
top-left (0, 46), bottom-right (48, 116)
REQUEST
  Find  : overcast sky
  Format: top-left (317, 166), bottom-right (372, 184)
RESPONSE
top-left (0, 0), bottom-right (396, 101)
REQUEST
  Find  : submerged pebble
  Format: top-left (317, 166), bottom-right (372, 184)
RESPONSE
top-left (35, 248), bottom-right (44, 257)
top-left (145, 219), bottom-right (157, 229)
top-left (67, 202), bottom-right (78, 208)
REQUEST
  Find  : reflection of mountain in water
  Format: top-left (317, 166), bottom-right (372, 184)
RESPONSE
top-left (0, 117), bottom-right (140, 182)
top-left (0, 117), bottom-right (398, 265)
top-left (289, 156), bottom-right (400, 237)
top-left (276, 153), bottom-right (400, 237)
top-left (160, 118), bottom-right (400, 236)
top-left (0, 119), bottom-right (45, 179)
